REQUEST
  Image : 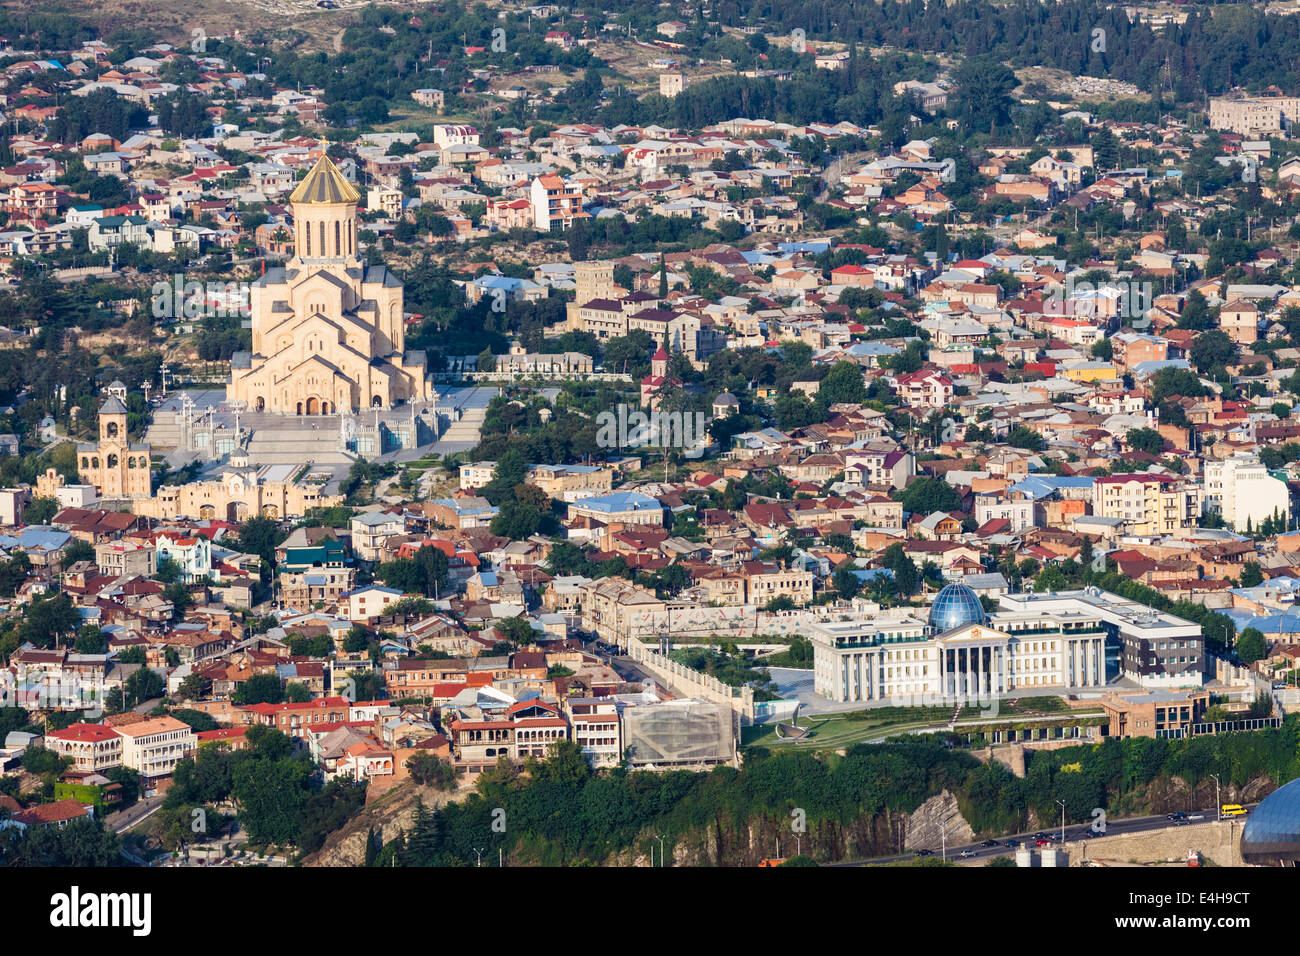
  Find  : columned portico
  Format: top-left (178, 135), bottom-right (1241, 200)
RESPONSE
top-left (938, 631), bottom-right (1009, 704)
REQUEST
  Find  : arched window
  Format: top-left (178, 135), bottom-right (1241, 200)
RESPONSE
top-left (107, 454), bottom-right (118, 469)
top-left (91, 457), bottom-right (100, 469)
top-left (334, 220), bottom-right (341, 256)
top-left (105, 421), bottom-right (119, 438)
top-left (305, 219), bottom-right (311, 256)
top-left (319, 221), bottom-right (325, 256)
top-left (81, 456), bottom-right (89, 469)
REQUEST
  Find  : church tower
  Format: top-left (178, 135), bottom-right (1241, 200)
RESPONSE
top-left (290, 154), bottom-right (361, 273)
top-left (78, 395), bottom-right (151, 499)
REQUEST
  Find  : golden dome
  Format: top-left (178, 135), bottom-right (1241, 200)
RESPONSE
top-left (289, 154), bottom-right (361, 205)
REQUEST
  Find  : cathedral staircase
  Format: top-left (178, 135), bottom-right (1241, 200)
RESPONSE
top-left (243, 418), bottom-right (357, 466)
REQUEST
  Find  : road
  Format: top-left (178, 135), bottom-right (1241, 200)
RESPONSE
top-left (107, 794), bottom-right (164, 835)
top-left (816, 150), bottom-right (872, 202)
top-left (828, 805), bottom-right (1257, 866)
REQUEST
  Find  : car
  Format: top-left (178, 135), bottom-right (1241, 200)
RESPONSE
top-left (1187, 814), bottom-right (1205, 820)
top-left (958, 849), bottom-right (977, 858)
top-left (915, 848), bottom-right (933, 857)
top-left (1034, 839), bottom-right (1052, 847)
top-left (1004, 839), bottom-right (1020, 848)
top-left (981, 839), bottom-right (999, 847)
top-left (1167, 811), bottom-right (1187, 821)
top-left (1081, 829), bottom-right (1099, 839)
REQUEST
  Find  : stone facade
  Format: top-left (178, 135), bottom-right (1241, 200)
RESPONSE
top-left (73, 398), bottom-right (152, 498)
top-left (227, 155), bottom-right (430, 416)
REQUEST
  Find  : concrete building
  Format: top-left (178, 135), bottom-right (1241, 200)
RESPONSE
top-left (94, 540), bottom-right (156, 579)
top-left (811, 584), bottom-right (1206, 704)
top-left (1204, 454), bottom-right (1290, 533)
top-left (350, 511), bottom-right (406, 562)
top-left (44, 723), bottom-right (123, 773)
top-left (116, 715), bottom-right (196, 780)
top-left (531, 174), bottom-right (586, 232)
top-left (811, 583), bottom-right (1108, 704)
top-left (1093, 473), bottom-right (1200, 535)
top-left (1208, 96), bottom-right (1300, 136)
top-left (1099, 689), bottom-right (1210, 739)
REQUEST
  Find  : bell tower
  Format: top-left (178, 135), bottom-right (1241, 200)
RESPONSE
top-left (99, 395), bottom-right (128, 443)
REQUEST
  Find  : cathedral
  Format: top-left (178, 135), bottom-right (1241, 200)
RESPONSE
top-left (228, 154), bottom-right (431, 415)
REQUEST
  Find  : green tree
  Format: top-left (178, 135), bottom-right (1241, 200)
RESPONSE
top-left (22, 496), bottom-right (58, 525)
top-left (232, 673), bottom-right (284, 706)
top-left (1234, 627), bottom-right (1267, 665)
top-left (895, 478), bottom-right (961, 515)
top-left (1125, 428), bottom-right (1165, 456)
top-left (235, 515), bottom-right (285, 565)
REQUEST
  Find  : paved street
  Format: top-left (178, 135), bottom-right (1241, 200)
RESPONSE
top-left (828, 805), bottom-right (1256, 866)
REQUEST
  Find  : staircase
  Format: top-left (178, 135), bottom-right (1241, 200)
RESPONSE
top-left (143, 410), bottom-right (186, 449)
top-left (244, 420), bottom-right (357, 466)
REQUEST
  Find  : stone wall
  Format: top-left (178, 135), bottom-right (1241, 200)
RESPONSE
top-left (1067, 819), bottom-right (1247, 867)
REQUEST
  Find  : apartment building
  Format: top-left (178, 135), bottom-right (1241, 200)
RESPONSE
top-left (1093, 473), bottom-right (1200, 535)
top-left (116, 716), bottom-right (196, 780)
top-left (531, 174), bottom-right (585, 231)
top-left (567, 698), bottom-right (623, 768)
top-left (1209, 96), bottom-right (1300, 136)
top-left (44, 723), bottom-right (123, 773)
top-left (526, 463), bottom-right (614, 502)
top-left (7, 182), bottom-right (58, 220)
top-left (278, 565), bottom-right (356, 612)
top-left (740, 560), bottom-right (815, 607)
top-left (1203, 454), bottom-right (1289, 533)
top-left (241, 697), bottom-right (352, 738)
top-left (94, 540), bottom-right (156, 579)
top-left (350, 511), bottom-right (406, 562)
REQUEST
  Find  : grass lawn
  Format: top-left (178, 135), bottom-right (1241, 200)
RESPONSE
top-left (743, 707), bottom-right (957, 750)
top-left (741, 696), bottom-right (1090, 751)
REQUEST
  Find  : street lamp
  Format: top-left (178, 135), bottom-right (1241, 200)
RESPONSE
top-left (1211, 773), bottom-right (1221, 821)
top-left (472, 847), bottom-right (484, 867)
top-left (941, 822), bottom-right (947, 862)
top-left (656, 834), bottom-right (665, 868)
top-left (1056, 800), bottom-right (1066, 843)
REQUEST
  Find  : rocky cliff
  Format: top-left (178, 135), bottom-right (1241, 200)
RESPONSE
top-left (304, 779), bottom-right (467, 867)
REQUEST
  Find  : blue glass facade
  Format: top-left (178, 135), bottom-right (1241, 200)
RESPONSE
top-left (1241, 777), bottom-right (1300, 865)
top-left (928, 583), bottom-right (987, 633)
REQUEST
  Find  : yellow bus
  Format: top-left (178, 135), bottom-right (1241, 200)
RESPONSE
top-left (1221, 804), bottom-right (1248, 817)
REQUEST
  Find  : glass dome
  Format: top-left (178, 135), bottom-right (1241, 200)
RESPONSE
top-left (1241, 777), bottom-right (1300, 865)
top-left (928, 583), bottom-right (988, 633)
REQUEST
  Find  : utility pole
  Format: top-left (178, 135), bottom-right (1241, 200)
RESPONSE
top-left (1057, 799), bottom-right (1066, 843)
top-left (1211, 773), bottom-right (1221, 820)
